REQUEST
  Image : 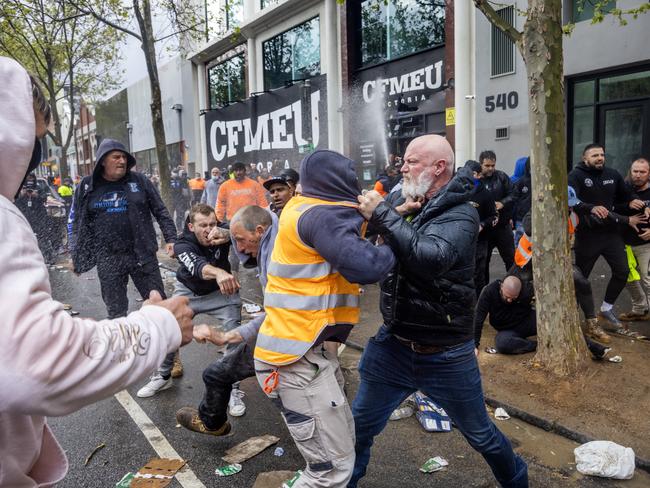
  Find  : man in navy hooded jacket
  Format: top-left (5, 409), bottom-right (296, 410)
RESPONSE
top-left (70, 139), bottom-right (177, 319)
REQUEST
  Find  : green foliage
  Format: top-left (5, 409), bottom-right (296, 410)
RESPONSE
top-left (0, 0), bottom-right (123, 156)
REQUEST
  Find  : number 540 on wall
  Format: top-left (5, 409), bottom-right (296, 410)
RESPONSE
top-left (485, 91), bottom-right (519, 112)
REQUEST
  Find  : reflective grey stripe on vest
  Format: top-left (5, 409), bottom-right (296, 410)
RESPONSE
top-left (267, 261), bottom-right (333, 279)
top-left (264, 292), bottom-right (359, 310)
top-left (256, 332), bottom-right (312, 356)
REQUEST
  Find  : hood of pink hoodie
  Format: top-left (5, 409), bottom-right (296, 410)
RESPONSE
top-left (0, 57), bottom-right (36, 201)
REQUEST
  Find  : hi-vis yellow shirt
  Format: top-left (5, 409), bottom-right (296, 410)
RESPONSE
top-left (254, 195), bottom-right (361, 366)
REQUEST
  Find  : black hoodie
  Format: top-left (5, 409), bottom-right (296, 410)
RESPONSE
top-left (296, 150), bottom-right (395, 285)
top-left (174, 225), bottom-right (231, 295)
top-left (70, 139), bottom-right (177, 273)
top-left (568, 162), bottom-right (634, 233)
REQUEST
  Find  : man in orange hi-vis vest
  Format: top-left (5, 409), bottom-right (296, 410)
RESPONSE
top-left (254, 150), bottom-right (395, 487)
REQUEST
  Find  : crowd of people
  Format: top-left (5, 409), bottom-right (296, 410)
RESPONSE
top-left (3, 54), bottom-right (648, 488)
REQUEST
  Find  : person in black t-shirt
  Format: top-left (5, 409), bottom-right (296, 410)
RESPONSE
top-left (620, 157), bottom-right (650, 323)
top-left (70, 139), bottom-right (178, 319)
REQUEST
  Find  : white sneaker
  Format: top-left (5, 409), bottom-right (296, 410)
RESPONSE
top-left (228, 388), bottom-right (246, 417)
top-left (136, 374), bottom-right (172, 398)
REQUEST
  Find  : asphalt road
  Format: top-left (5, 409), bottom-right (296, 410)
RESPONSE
top-left (45, 254), bottom-right (650, 487)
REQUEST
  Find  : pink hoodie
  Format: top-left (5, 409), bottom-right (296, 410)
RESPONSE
top-left (0, 57), bottom-right (181, 487)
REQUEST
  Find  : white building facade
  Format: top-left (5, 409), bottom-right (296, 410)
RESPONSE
top-left (474, 0), bottom-right (650, 175)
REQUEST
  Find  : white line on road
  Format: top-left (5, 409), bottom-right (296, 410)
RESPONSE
top-left (114, 390), bottom-right (207, 488)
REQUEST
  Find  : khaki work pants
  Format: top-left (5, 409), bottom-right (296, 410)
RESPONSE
top-left (255, 345), bottom-right (355, 487)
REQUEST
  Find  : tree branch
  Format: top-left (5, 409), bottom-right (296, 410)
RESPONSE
top-left (62, 0), bottom-right (142, 41)
top-left (473, 0), bottom-right (523, 45)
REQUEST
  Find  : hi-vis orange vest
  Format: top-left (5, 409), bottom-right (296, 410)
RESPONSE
top-left (254, 195), bottom-right (362, 366)
top-left (514, 211), bottom-right (579, 267)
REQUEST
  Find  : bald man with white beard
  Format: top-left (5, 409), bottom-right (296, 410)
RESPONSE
top-left (349, 135), bottom-right (528, 488)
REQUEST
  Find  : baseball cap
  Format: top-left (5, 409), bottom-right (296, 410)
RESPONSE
top-left (263, 175), bottom-right (291, 191)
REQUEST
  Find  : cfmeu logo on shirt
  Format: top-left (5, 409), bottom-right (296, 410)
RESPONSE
top-left (94, 191), bottom-right (128, 213)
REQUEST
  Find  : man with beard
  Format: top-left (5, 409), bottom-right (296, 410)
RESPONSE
top-left (349, 135), bottom-right (527, 488)
top-left (480, 150), bottom-right (516, 281)
top-left (619, 157), bottom-right (650, 323)
top-left (568, 144), bottom-right (645, 330)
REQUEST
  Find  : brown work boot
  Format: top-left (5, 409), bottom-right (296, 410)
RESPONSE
top-left (176, 407), bottom-right (231, 436)
top-left (171, 351), bottom-right (183, 378)
top-left (586, 318), bottom-right (611, 344)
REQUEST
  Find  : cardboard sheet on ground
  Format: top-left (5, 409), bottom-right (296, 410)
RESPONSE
top-left (129, 458), bottom-right (186, 487)
top-left (253, 470), bottom-right (296, 488)
top-left (222, 434), bottom-right (280, 464)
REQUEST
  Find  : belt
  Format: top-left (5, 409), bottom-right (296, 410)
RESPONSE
top-left (394, 336), bottom-right (446, 354)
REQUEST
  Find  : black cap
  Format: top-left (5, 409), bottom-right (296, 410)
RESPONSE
top-left (279, 168), bottom-right (299, 185)
top-left (263, 175), bottom-right (291, 191)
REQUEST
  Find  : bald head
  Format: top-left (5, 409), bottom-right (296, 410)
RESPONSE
top-left (500, 276), bottom-right (522, 303)
top-left (401, 135), bottom-right (455, 199)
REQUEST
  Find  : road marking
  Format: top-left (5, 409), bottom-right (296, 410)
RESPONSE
top-left (114, 390), bottom-right (207, 488)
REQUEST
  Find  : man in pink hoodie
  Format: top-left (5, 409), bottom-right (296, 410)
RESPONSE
top-left (0, 57), bottom-right (194, 487)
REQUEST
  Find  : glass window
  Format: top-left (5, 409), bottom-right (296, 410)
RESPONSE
top-left (599, 70), bottom-right (650, 103)
top-left (207, 54), bottom-right (246, 108)
top-left (573, 80), bottom-right (595, 105)
top-left (261, 0), bottom-right (280, 9)
top-left (572, 0), bottom-right (616, 23)
top-left (360, 0), bottom-right (445, 67)
top-left (226, 0), bottom-right (243, 30)
top-left (571, 106), bottom-right (594, 166)
top-left (263, 17), bottom-right (320, 90)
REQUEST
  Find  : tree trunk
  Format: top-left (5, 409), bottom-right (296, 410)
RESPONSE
top-left (523, 0), bottom-right (589, 375)
top-left (133, 0), bottom-right (172, 210)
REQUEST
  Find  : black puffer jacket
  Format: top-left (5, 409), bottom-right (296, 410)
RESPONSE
top-left (372, 167), bottom-right (479, 347)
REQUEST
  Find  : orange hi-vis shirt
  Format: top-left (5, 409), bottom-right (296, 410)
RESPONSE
top-left (215, 177), bottom-right (268, 222)
top-left (188, 177), bottom-right (205, 191)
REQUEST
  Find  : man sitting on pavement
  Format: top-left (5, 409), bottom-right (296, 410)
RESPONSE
top-left (136, 203), bottom-right (245, 417)
top-left (474, 276), bottom-right (613, 359)
top-left (176, 205), bottom-right (279, 436)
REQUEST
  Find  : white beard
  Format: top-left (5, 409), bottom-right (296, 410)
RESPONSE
top-left (402, 170), bottom-right (434, 200)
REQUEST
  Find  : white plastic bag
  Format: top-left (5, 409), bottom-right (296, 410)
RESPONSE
top-left (574, 441), bottom-right (635, 479)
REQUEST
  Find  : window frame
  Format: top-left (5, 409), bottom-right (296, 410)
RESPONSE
top-left (206, 52), bottom-right (248, 109)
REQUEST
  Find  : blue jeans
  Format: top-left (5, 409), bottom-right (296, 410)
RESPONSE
top-left (348, 326), bottom-right (528, 487)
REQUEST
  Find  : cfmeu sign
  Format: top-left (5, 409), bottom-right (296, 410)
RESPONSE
top-left (205, 75), bottom-right (328, 168)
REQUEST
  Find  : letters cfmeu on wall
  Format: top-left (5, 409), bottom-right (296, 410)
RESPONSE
top-left (205, 75), bottom-right (328, 173)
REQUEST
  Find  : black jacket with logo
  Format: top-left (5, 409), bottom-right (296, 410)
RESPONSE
top-left (174, 226), bottom-right (231, 296)
top-left (568, 162), bottom-right (634, 234)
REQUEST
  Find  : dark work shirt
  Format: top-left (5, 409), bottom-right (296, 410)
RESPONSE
top-left (481, 170), bottom-right (514, 228)
top-left (468, 181), bottom-right (497, 239)
top-left (473, 280), bottom-right (534, 346)
top-left (87, 176), bottom-right (134, 257)
top-left (623, 184), bottom-right (650, 246)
